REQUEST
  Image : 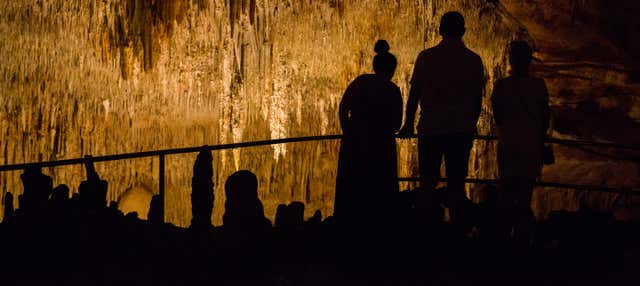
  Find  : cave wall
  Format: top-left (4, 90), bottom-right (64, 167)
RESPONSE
top-left (502, 0), bottom-right (640, 220)
top-left (0, 0), bottom-right (524, 226)
top-left (3, 0), bottom-right (636, 226)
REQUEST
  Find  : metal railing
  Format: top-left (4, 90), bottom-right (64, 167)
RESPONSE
top-left (1, 134), bottom-right (638, 222)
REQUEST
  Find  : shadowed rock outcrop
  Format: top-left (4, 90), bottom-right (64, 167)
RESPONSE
top-left (190, 148), bottom-right (214, 230)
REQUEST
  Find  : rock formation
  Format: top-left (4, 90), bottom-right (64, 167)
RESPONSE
top-left (0, 0), bottom-right (637, 225)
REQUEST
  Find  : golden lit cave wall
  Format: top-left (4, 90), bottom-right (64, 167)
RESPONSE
top-left (0, 0), bottom-right (522, 226)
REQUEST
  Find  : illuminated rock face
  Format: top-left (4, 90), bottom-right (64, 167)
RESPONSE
top-left (501, 0), bottom-right (640, 220)
top-left (7, 0), bottom-right (634, 226)
top-left (118, 186), bottom-right (154, 220)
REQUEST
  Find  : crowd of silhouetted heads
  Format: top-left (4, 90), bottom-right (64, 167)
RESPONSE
top-left (0, 149), bottom-right (635, 286)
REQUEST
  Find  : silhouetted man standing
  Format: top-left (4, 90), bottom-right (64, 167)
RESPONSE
top-left (399, 11), bottom-right (485, 221)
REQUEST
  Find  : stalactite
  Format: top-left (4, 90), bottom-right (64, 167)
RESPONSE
top-left (0, 0), bottom-right (524, 226)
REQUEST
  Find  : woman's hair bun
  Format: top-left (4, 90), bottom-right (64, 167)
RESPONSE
top-left (374, 40), bottom-right (390, 54)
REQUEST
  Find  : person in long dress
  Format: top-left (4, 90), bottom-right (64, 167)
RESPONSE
top-left (491, 40), bottom-right (551, 243)
top-left (334, 40), bottom-right (403, 225)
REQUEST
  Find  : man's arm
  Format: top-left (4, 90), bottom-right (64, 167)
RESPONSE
top-left (399, 84), bottom-right (421, 136)
top-left (491, 80), bottom-right (503, 127)
top-left (471, 59), bottom-right (486, 131)
top-left (540, 79), bottom-right (551, 138)
top-left (398, 53), bottom-right (425, 137)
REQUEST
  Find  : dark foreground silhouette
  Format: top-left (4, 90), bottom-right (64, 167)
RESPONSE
top-left (335, 39), bottom-right (402, 225)
top-left (492, 40), bottom-right (552, 245)
top-left (0, 11), bottom-right (636, 285)
top-left (399, 11), bottom-right (485, 229)
top-left (0, 150), bottom-right (636, 286)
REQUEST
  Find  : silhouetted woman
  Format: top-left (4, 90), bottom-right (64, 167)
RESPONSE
top-left (334, 40), bottom-right (403, 224)
top-left (491, 41), bottom-right (550, 242)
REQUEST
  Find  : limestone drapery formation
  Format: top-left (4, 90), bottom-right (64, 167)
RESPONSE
top-left (1, 1), bottom-right (636, 226)
top-left (501, 0), bottom-right (640, 220)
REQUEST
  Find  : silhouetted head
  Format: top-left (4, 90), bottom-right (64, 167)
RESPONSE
top-left (51, 184), bottom-right (69, 207)
top-left (509, 40), bottom-right (533, 76)
top-left (225, 170), bottom-right (258, 202)
top-left (439, 11), bottom-right (466, 39)
top-left (108, 201), bottom-right (119, 211)
top-left (308, 210), bottom-right (323, 224)
top-left (275, 203), bottom-right (288, 227)
top-left (20, 166), bottom-right (53, 212)
top-left (223, 170), bottom-right (270, 229)
top-left (372, 40), bottom-right (397, 79)
top-left (125, 211), bottom-right (139, 220)
top-left (288, 201), bottom-right (305, 225)
top-left (148, 194), bottom-right (163, 224)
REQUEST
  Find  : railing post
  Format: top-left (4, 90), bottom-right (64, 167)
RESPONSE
top-left (159, 154), bottom-right (165, 223)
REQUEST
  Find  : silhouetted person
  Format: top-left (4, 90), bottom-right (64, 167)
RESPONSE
top-left (50, 184), bottom-right (69, 219)
top-left (275, 203), bottom-right (287, 227)
top-left (307, 210), bottom-right (322, 225)
top-left (398, 11), bottom-right (485, 224)
top-left (275, 201), bottom-right (305, 229)
top-left (190, 148), bottom-right (214, 230)
top-left (125, 211), bottom-right (139, 220)
top-left (148, 195), bottom-right (163, 225)
top-left (3, 192), bottom-right (14, 223)
top-left (107, 201), bottom-right (124, 219)
top-left (51, 184), bottom-right (69, 204)
top-left (334, 39), bottom-right (403, 225)
top-left (20, 166), bottom-right (53, 215)
top-left (471, 184), bottom-right (504, 242)
top-left (287, 201), bottom-right (305, 227)
top-left (222, 170), bottom-right (271, 231)
top-left (78, 156), bottom-right (108, 212)
top-left (275, 203), bottom-right (287, 228)
top-left (491, 40), bottom-right (550, 244)
top-left (413, 188), bottom-right (446, 226)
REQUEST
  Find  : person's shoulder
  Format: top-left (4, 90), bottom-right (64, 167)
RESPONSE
top-left (532, 77), bottom-right (549, 95)
top-left (351, 74), bottom-right (373, 84)
top-left (424, 45), bottom-right (447, 57)
top-left (359, 73), bottom-right (378, 80)
top-left (415, 49), bottom-right (433, 62)
top-left (388, 81), bottom-right (401, 92)
top-left (519, 76), bottom-right (547, 88)
top-left (422, 46), bottom-right (438, 54)
top-left (353, 74), bottom-right (369, 81)
top-left (349, 74), bottom-right (380, 90)
top-left (531, 76), bottom-right (547, 85)
top-left (464, 48), bottom-right (483, 64)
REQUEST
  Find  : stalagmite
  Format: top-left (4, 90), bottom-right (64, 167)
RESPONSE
top-left (4, 1), bottom-right (636, 226)
top-left (0, 0), bottom-right (528, 226)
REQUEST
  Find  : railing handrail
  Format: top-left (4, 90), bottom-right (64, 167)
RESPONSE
top-left (0, 135), bottom-right (640, 226)
top-left (0, 135), bottom-right (342, 172)
top-left (398, 178), bottom-right (637, 195)
top-left (1, 133), bottom-right (638, 223)
top-left (0, 134), bottom-right (637, 172)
